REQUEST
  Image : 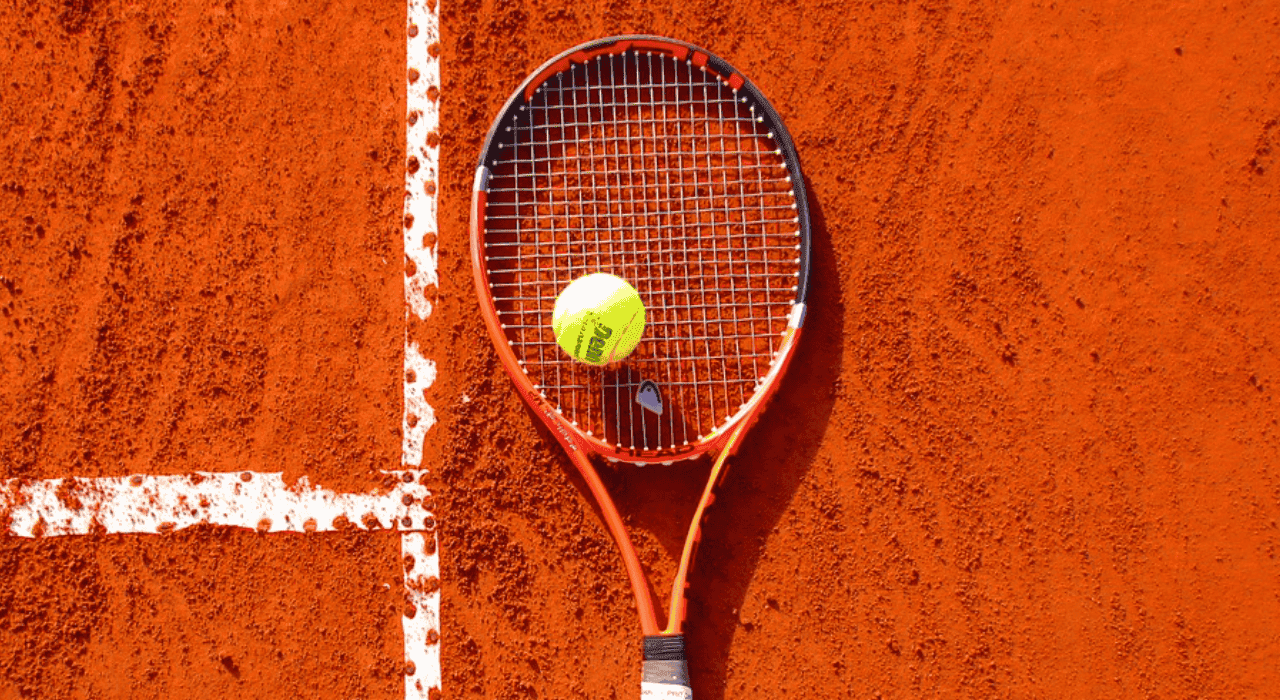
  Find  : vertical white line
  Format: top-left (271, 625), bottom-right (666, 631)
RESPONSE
top-left (402, 531), bottom-right (442, 700)
top-left (403, 342), bottom-right (438, 470)
top-left (404, 1), bottom-right (442, 699)
top-left (404, 0), bottom-right (441, 326)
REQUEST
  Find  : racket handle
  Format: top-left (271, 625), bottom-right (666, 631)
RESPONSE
top-left (642, 635), bottom-right (692, 699)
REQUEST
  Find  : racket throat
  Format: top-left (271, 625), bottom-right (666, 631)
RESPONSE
top-left (642, 634), bottom-right (692, 699)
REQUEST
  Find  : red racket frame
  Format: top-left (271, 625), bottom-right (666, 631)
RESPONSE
top-left (469, 35), bottom-right (810, 639)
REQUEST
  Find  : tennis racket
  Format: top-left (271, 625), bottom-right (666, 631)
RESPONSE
top-left (469, 36), bottom-right (811, 699)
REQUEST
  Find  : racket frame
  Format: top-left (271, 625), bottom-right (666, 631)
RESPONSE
top-left (469, 35), bottom-right (811, 639)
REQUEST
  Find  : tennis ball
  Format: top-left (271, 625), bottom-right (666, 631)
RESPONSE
top-left (552, 273), bottom-right (646, 365)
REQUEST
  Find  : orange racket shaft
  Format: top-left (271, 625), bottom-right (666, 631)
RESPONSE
top-left (567, 389), bottom-right (778, 639)
top-left (662, 423), bottom-right (741, 635)
top-left (662, 324), bottom-right (804, 635)
top-left (566, 448), bottom-right (663, 636)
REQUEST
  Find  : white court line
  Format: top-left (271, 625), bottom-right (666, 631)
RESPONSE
top-left (403, 531), bottom-right (443, 698)
top-left (0, 471), bottom-right (442, 699)
top-left (1, 3), bottom-right (445, 699)
top-left (0, 471), bottom-right (433, 537)
top-left (404, 0), bottom-right (442, 325)
top-left (404, 341), bottom-right (438, 469)
top-left (404, 2), bottom-right (443, 699)
top-left (402, 0), bottom-right (441, 472)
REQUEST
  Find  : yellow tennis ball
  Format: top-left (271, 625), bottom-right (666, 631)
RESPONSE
top-left (552, 273), bottom-right (646, 365)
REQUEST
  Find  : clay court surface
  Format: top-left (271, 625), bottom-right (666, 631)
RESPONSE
top-left (2, 0), bottom-right (1279, 698)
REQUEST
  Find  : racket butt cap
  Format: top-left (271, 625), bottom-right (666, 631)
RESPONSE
top-left (640, 634), bottom-right (691, 696)
top-left (642, 635), bottom-right (691, 697)
top-left (643, 634), bottom-right (686, 661)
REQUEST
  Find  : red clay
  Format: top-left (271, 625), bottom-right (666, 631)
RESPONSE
top-left (1, 2), bottom-right (406, 698)
top-left (431, 2), bottom-right (1280, 698)
top-left (0, 0), bottom-right (404, 492)
top-left (0, 529), bottom-right (403, 698)
top-left (3, 0), bottom-right (1280, 699)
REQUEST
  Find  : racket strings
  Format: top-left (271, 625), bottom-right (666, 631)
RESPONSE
top-left (482, 50), bottom-right (801, 457)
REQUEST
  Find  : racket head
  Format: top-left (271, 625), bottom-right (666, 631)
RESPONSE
top-left (471, 35), bottom-right (811, 465)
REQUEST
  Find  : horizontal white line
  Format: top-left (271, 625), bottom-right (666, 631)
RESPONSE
top-left (0, 471), bottom-right (435, 538)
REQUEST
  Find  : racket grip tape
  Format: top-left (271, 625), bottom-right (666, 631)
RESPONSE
top-left (642, 635), bottom-right (692, 699)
